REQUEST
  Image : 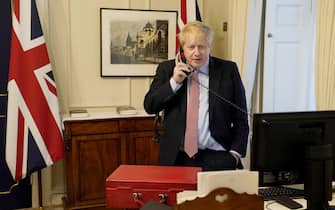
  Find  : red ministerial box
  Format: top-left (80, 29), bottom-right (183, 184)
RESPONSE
top-left (106, 165), bottom-right (201, 209)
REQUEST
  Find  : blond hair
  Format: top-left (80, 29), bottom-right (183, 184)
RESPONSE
top-left (178, 21), bottom-right (213, 47)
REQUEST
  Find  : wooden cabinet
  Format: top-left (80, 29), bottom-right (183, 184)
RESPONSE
top-left (63, 116), bottom-right (160, 210)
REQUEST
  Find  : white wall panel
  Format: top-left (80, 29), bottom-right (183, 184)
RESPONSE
top-left (150, 0), bottom-right (179, 10)
top-left (69, 0), bottom-right (130, 108)
top-left (130, 0), bottom-right (150, 9)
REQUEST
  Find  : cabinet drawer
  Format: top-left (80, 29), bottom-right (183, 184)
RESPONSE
top-left (135, 117), bottom-right (156, 131)
top-left (119, 117), bottom-right (155, 132)
top-left (65, 120), bottom-right (120, 135)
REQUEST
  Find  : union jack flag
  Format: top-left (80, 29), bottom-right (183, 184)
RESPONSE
top-left (6, 0), bottom-right (64, 181)
top-left (177, 0), bottom-right (202, 51)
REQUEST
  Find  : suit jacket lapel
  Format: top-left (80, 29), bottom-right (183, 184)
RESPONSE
top-left (208, 57), bottom-right (221, 123)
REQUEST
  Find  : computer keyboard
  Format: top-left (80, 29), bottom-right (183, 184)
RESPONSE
top-left (259, 186), bottom-right (304, 200)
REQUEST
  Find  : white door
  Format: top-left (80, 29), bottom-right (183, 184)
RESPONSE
top-left (262, 0), bottom-right (316, 112)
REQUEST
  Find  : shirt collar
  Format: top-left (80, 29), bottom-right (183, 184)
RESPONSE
top-left (198, 57), bottom-right (209, 74)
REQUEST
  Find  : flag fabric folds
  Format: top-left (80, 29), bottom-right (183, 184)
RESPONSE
top-left (6, 0), bottom-right (64, 181)
top-left (177, 0), bottom-right (202, 50)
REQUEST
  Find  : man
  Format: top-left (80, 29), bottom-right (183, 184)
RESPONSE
top-left (144, 21), bottom-right (249, 171)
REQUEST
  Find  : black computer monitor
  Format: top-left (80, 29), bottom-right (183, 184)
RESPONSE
top-left (250, 110), bottom-right (334, 209)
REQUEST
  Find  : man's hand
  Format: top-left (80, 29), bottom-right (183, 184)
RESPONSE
top-left (172, 53), bottom-right (192, 84)
top-left (229, 151), bottom-right (240, 167)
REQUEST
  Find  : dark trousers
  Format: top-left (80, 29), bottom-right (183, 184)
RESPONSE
top-left (175, 149), bottom-right (243, 171)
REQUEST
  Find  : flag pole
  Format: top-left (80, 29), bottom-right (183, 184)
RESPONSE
top-left (38, 170), bottom-right (43, 210)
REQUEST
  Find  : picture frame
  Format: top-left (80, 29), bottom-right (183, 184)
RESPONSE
top-left (100, 8), bottom-right (177, 77)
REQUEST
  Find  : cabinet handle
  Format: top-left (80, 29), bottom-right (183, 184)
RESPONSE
top-left (64, 135), bottom-right (72, 151)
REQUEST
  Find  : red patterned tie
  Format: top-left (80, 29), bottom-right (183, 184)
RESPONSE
top-left (184, 70), bottom-right (199, 157)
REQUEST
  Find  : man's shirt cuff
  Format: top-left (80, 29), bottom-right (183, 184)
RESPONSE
top-left (170, 78), bottom-right (183, 93)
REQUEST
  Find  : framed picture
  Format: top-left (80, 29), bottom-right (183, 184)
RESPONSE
top-left (100, 8), bottom-right (177, 77)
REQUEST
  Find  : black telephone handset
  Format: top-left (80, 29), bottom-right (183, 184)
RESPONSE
top-left (178, 46), bottom-right (187, 64)
top-left (178, 46), bottom-right (194, 75)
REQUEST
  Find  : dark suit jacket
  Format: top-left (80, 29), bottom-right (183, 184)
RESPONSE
top-left (144, 56), bottom-right (249, 165)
